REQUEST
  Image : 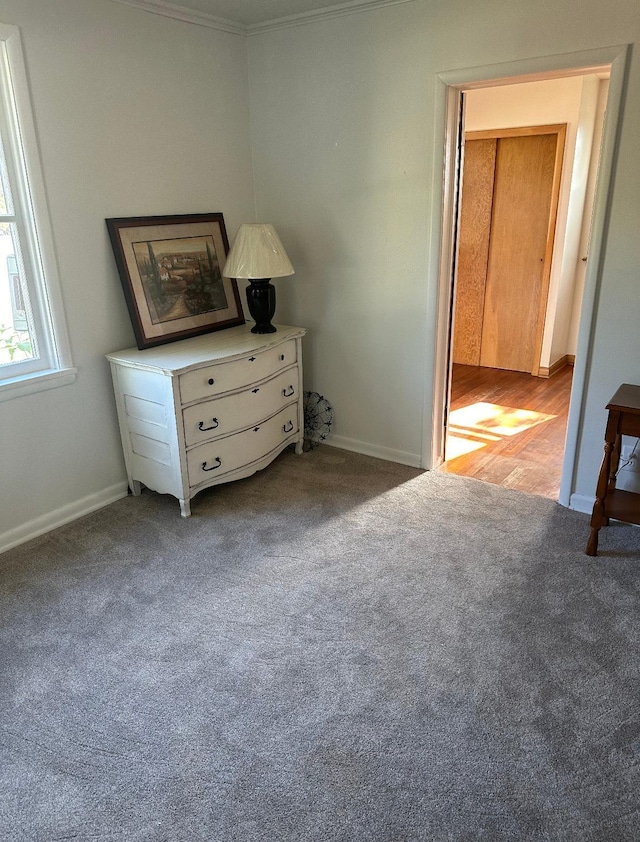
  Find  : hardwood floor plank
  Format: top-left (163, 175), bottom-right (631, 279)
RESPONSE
top-left (442, 364), bottom-right (572, 498)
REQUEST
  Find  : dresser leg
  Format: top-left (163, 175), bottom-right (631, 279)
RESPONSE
top-left (295, 439), bottom-right (304, 455)
top-left (129, 480), bottom-right (142, 496)
top-left (179, 498), bottom-right (191, 518)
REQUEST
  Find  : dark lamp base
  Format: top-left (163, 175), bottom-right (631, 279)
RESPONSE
top-left (251, 323), bottom-right (277, 334)
top-left (246, 278), bottom-right (277, 334)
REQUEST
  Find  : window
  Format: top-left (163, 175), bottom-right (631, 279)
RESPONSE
top-left (0, 24), bottom-right (74, 400)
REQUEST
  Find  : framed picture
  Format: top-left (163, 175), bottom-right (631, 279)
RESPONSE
top-left (106, 213), bottom-right (244, 349)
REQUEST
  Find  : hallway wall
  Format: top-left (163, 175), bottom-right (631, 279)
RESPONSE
top-left (464, 76), bottom-right (601, 371)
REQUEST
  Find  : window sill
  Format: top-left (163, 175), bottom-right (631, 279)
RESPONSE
top-left (0, 366), bottom-right (77, 402)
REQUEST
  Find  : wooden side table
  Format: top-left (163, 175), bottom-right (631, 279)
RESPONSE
top-left (586, 384), bottom-right (640, 555)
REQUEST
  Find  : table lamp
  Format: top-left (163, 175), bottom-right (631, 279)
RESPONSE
top-left (222, 223), bottom-right (294, 334)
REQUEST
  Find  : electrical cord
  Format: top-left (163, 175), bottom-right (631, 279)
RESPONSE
top-left (615, 437), bottom-right (639, 477)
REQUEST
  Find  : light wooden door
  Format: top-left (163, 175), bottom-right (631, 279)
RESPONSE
top-left (453, 126), bottom-right (565, 374)
top-left (452, 138), bottom-right (496, 366)
top-left (480, 133), bottom-right (558, 371)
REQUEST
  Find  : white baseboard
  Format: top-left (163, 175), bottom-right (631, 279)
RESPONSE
top-left (0, 469), bottom-right (598, 557)
top-left (0, 482), bottom-right (129, 555)
top-left (569, 493), bottom-right (595, 514)
top-left (326, 435), bottom-right (422, 468)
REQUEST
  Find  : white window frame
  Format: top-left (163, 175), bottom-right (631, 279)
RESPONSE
top-left (0, 23), bottom-right (75, 402)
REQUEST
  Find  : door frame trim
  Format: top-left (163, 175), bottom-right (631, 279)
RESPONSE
top-left (423, 44), bottom-right (630, 508)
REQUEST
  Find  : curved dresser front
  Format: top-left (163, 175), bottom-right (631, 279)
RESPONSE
top-left (107, 324), bottom-right (306, 517)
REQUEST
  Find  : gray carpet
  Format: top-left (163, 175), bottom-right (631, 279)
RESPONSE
top-left (1, 446), bottom-right (640, 841)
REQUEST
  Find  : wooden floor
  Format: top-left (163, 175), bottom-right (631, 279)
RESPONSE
top-left (440, 363), bottom-right (573, 498)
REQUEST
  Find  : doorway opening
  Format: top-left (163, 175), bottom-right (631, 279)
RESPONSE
top-left (428, 46), bottom-right (628, 506)
top-left (443, 77), bottom-right (609, 498)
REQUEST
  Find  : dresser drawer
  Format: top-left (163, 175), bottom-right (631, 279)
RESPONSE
top-left (179, 340), bottom-right (296, 405)
top-left (187, 404), bottom-right (299, 487)
top-left (183, 367), bottom-right (299, 447)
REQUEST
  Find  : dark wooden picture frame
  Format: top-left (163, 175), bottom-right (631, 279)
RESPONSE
top-left (106, 213), bottom-right (244, 349)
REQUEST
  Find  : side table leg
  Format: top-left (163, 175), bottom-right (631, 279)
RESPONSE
top-left (586, 440), bottom-right (614, 556)
top-left (129, 480), bottom-right (142, 496)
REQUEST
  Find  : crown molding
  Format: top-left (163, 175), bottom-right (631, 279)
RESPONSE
top-left (108, 0), bottom-right (417, 36)
top-left (247, 0), bottom-right (416, 35)
top-left (108, 0), bottom-right (246, 35)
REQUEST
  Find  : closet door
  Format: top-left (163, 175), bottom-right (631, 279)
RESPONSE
top-left (480, 132), bottom-right (559, 372)
top-left (452, 138), bottom-right (496, 366)
top-left (452, 126), bottom-right (565, 374)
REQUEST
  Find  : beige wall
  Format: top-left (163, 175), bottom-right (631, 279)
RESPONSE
top-left (2, 0), bottom-right (639, 548)
top-left (248, 0), bottom-right (640, 504)
top-left (0, 0), bottom-right (255, 548)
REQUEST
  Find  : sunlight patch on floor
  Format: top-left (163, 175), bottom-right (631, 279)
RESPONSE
top-left (446, 402), bottom-right (556, 460)
top-left (445, 434), bottom-right (492, 460)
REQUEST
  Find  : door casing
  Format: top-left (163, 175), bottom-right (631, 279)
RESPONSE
top-left (423, 45), bottom-right (630, 508)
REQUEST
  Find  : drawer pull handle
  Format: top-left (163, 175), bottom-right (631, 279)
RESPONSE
top-left (283, 421), bottom-right (294, 433)
top-left (252, 388), bottom-right (260, 394)
top-left (202, 457), bottom-right (222, 472)
top-left (249, 356), bottom-right (256, 362)
top-left (253, 426), bottom-right (260, 432)
top-left (198, 418), bottom-right (219, 432)
top-left (282, 385), bottom-right (295, 398)
top-left (207, 378), bottom-right (215, 386)
top-left (279, 354), bottom-right (285, 361)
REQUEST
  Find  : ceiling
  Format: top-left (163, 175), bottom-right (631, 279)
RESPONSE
top-left (141, 0), bottom-right (380, 27)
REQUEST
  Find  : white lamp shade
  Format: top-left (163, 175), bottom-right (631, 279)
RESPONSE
top-left (222, 224), bottom-right (294, 279)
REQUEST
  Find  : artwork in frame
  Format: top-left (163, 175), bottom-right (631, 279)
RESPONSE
top-left (106, 213), bottom-right (244, 349)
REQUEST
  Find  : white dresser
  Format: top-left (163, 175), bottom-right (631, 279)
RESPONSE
top-left (107, 324), bottom-right (306, 516)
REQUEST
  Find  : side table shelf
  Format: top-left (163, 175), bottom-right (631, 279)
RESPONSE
top-left (586, 383), bottom-right (640, 555)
